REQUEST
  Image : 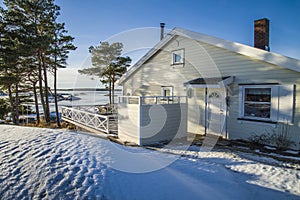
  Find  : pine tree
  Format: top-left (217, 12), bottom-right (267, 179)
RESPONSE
top-left (0, 1), bottom-right (35, 124)
top-left (27, 68), bottom-right (40, 125)
top-left (50, 23), bottom-right (76, 127)
top-left (0, 0), bottom-right (76, 125)
top-left (79, 42), bottom-right (131, 105)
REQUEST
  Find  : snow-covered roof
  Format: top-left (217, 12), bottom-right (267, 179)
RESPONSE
top-left (119, 27), bottom-right (300, 84)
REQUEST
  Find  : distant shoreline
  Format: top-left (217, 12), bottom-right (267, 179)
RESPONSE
top-left (56, 88), bottom-right (122, 92)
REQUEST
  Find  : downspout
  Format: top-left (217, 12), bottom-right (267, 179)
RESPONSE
top-left (139, 96), bottom-right (142, 145)
top-left (204, 87), bottom-right (208, 136)
top-left (225, 89), bottom-right (229, 139)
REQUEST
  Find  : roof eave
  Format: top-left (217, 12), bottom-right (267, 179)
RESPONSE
top-left (119, 27), bottom-right (300, 85)
top-left (174, 27), bottom-right (300, 72)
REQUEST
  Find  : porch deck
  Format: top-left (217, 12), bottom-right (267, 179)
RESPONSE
top-left (118, 96), bottom-right (188, 145)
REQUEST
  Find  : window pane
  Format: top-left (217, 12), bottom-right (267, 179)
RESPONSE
top-left (245, 88), bottom-right (271, 102)
top-left (174, 53), bottom-right (182, 63)
top-left (244, 88), bottom-right (271, 119)
top-left (162, 87), bottom-right (172, 97)
top-left (244, 103), bottom-right (270, 118)
top-left (172, 49), bottom-right (184, 64)
top-left (163, 89), bottom-right (169, 96)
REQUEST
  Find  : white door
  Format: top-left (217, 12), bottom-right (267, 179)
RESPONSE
top-left (206, 89), bottom-right (226, 137)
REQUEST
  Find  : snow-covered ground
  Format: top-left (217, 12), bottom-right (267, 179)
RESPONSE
top-left (0, 125), bottom-right (299, 200)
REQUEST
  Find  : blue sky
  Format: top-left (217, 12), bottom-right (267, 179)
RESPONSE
top-left (1, 0), bottom-right (300, 88)
top-left (55, 0), bottom-right (300, 88)
top-left (56, 0), bottom-right (300, 63)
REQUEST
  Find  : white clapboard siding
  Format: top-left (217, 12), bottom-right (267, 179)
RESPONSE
top-left (118, 97), bottom-right (187, 145)
top-left (140, 104), bottom-right (187, 145)
top-left (122, 34), bottom-right (300, 149)
top-left (199, 40), bottom-right (300, 144)
top-left (187, 88), bottom-right (206, 135)
top-left (118, 103), bottom-right (140, 144)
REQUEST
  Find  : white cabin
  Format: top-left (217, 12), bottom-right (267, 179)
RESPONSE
top-left (118, 25), bottom-right (300, 150)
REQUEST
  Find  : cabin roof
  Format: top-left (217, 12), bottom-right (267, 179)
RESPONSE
top-left (184, 76), bottom-right (231, 86)
top-left (119, 27), bottom-right (300, 84)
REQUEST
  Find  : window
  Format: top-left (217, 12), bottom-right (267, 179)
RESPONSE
top-left (174, 53), bottom-right (182, 63)
top-left (162, 86), bottom-right (173, 97)
top-left (171, 49), bottom-right (184, 65)
top-left (244, 88), bottom-right (271, 119)
top-left (239, 84), bottom-right (295, 123)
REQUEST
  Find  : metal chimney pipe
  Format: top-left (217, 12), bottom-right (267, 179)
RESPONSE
top-left (160, 23), bottom-right (165, 40)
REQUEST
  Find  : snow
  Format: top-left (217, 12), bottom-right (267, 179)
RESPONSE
top-left (285, 150), bottom-right (300, 155)
top-left (264, 146), bottom-right (277, 151)
top-left (0, 125), bottom-right (299, 200)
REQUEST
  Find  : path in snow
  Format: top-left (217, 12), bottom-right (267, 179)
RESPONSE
top-left (0, 125), bottom-right (299, 200)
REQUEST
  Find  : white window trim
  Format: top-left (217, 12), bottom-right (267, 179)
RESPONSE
top-left (239, 84), bottom-right (295, 124)
top-left (161, 86), bottom-right (173, 97)
top-left (239, 85), bottom-right (278, 122)
top-left (171, 49), bottom-right (185, 65)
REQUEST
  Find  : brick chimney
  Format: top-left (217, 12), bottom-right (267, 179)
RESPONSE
top-left (254, 18), bottom-right (270, 51)
top-left (160, 23), bottom-right (165, 40)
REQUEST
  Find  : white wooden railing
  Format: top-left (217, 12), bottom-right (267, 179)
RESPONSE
top-left (75, 104), bottom-right (118, 115)
top-left (61, 106), bottom-right (109, 133)
top-left (118, 96), bottom-right (187, 105)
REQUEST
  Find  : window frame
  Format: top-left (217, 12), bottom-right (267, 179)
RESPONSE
top-left (239, 85), bottom-right (278, 122)
top-left (161, 86), bottom-right (173, 102)
top-left (171, 49), bottom-right (185, 65)
top-left (239, 84), bottom-right (295, 124)
top-left (161, 86), bottom-right (173, 97)
top-left (244, 87), bottom-right (271, 119)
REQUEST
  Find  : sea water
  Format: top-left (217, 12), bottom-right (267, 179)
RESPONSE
top-left (4, 90), bottom-right (123, 120)
top-left (22, 90), bottom-right (123, 114)
top-left (53, 90), bottom-right (121, 109)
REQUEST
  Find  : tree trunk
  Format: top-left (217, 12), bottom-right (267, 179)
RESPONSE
top-left (108, 80), bottom-right (112, 105)
top-left (14, 83), bottom-right (19, 125)
top-left (112, 76), bottom-right (115, 105)
top-left (53, 66), bottom-right (61, 127)
top-left (33, 81), bottom-right (40, 125)
top-left (38, 51), bottom-right (46, 123)
top-left (42, 54), bottom-right (50, 125)
top-left (8, 86), bottom-right (15, 123)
